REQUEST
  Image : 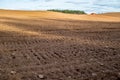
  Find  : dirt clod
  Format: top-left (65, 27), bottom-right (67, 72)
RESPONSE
top-left (10, 71), bottom-right (16, 75)
top-left (92, 73), bottom-right (97, 76)
top-left (38, 74), bottom-right (44, 79)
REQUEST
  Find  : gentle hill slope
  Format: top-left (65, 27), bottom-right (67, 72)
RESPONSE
top-left (100, 12), bottom-right (120, 17)
top-left (0, 10), bottom-right (120, 22)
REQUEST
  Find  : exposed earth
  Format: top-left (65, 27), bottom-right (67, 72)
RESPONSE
top-left (0, 10), bottom-right (120, 80)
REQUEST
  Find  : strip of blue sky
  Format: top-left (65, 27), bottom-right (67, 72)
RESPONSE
top-left (0, 0), bottom-right (120, 13)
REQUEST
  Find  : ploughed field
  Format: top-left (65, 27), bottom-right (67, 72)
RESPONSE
top-left (0, 10), bottom-right (120, 80)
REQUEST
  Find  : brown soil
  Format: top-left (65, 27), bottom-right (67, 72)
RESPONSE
top-left (0, 10), bottom-right (120, 80)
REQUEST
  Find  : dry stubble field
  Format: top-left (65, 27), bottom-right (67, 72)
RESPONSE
top-left (0, 10), bottom-right (120, 80)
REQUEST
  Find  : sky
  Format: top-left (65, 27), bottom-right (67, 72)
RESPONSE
top-left (0, 0), bottom-right (120, 13)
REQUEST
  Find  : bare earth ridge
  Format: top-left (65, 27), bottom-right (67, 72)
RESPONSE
top-left (0, 10), bottom-right (120, 80)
